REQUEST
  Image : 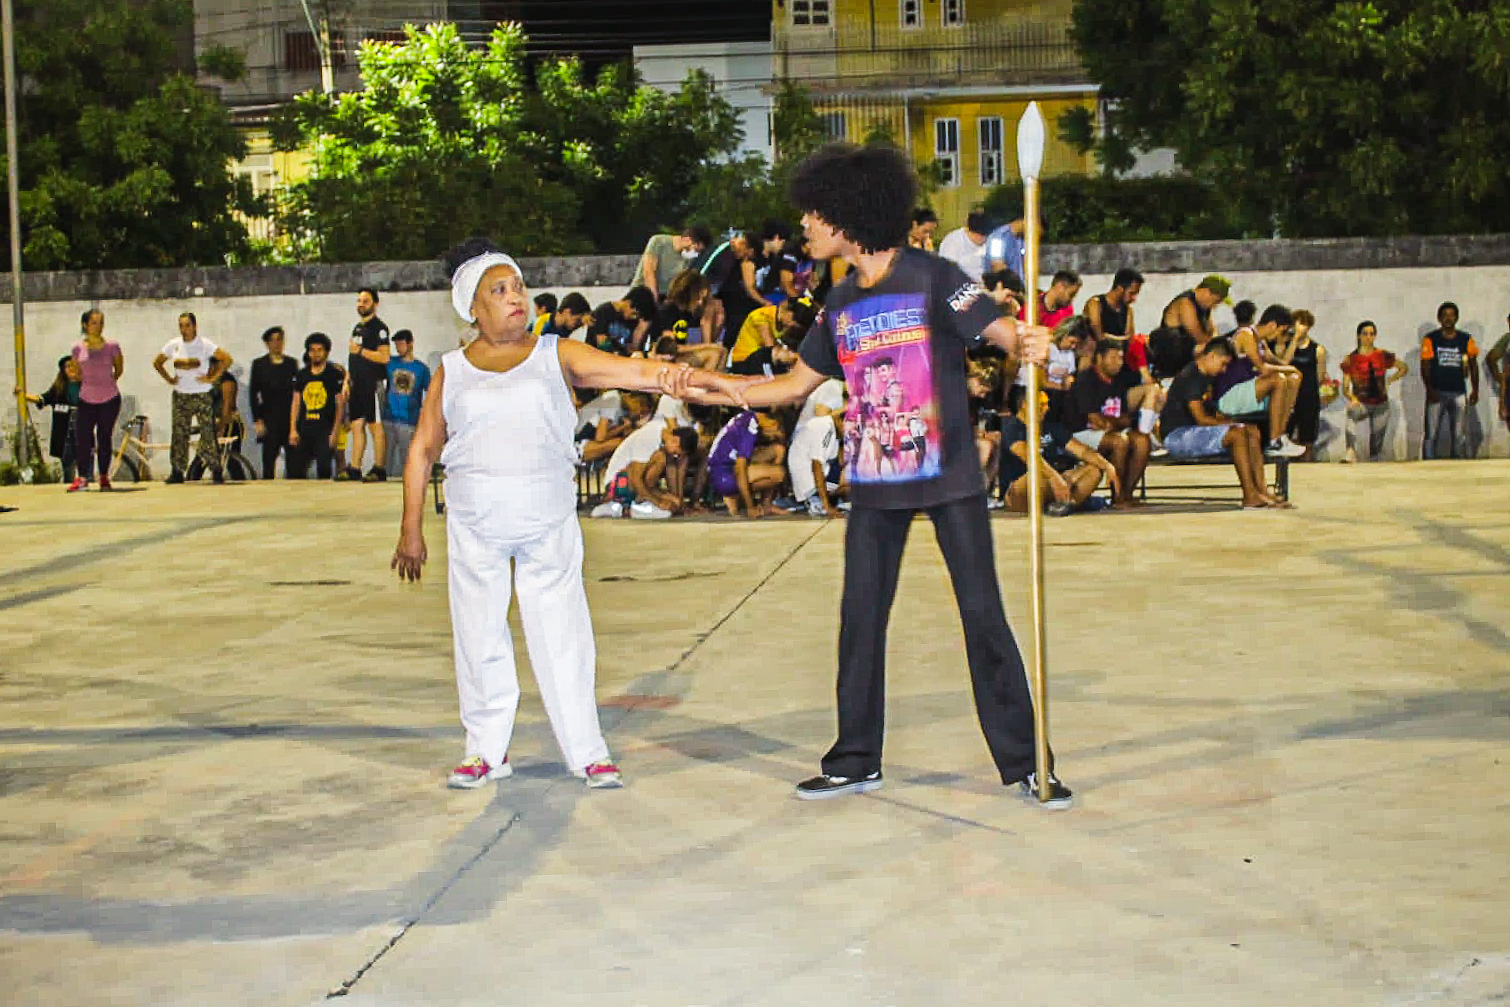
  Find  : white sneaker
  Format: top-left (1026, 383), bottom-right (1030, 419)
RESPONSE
top-left (629, 499), bottom-right (672, 520)
top-left (1265, 436), bottom-right (1306, 458)
top-left (589, 501), bottom-right (623, 518)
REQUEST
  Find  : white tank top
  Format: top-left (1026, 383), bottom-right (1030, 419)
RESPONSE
top-left (439, 334), bottom-right (578, 533)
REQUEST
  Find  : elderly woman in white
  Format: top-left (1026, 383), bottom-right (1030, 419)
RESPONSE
top-left (392, 240), bottom-right (746, 790)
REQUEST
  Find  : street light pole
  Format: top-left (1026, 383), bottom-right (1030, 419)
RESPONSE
top-left (2, 0), bottom-right (28, 452)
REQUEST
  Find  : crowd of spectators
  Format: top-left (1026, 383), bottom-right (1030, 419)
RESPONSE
top-left (20, 216), bottom-right (1509, 507)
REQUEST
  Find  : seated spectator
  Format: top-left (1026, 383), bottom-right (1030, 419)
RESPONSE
top-left (1149, 275), bottom-right (1230, 379)
top-left (702, 231), bottom-right (765, 348)
top-left (654, 270), bottom-right (711, 345)
top-left (542, 291), bottom-right (591, 340)
top-left (907, 208), bottom-right (939, 252)
top-left (531, 292), bottom-right (558, 336)
top-left (1158, 340), bottom-right (1287, 508)
top-left (651, 335), bottom-right (724, 373)
top-left (586, 287), bottom-right (658, 355)
top-left (937, 211), bottom-right (993, 282)
top-left (1212, 303), bottom-right (1305, 457)
top-left (595, 419), bottom-right (698, 519)
top-left (788, 408), bottom-right (847, 517)
top-left (968, 358), bottom-right (1005, 497)
top-left (798, 376), bottom-right (846, 426)
top-left (1084, 268), bottom-right (1143, 340)
top-left (632, 227), bottom-right (699, 302)
top-left (981, 267), bottom-right (1025, 320)
top-left (1009, 315), bottom-right (1084, 420)
top-left (576, 389), bottom-right (654, 466)
top-left (1224, 299), bottom-right (1257, 338)
top-left (1000, 385), bottom-right (1115, 516)
top-left (708, 408), bottom-right (787, 517)
top-left (756, 220), bottom-right (795, 305)
top-left (776, 233), bottom-right (815, 301)
top-left (1068, 339), bottom-right (1153, 508)
top-left (1037, 270), bottom-right (1082, 330)
top-left (729, 296), bottom-right (818, 376)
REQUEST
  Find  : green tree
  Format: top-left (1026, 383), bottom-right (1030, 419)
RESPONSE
top-left (3, 0), bottom-right (257, 270)
top-left (1067, 0), bottom-right (1510, 237)
top-left (273, 22), bottom-right (746, 260)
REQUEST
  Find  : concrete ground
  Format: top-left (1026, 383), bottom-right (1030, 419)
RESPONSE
top-left (1, 462), bottom-right (1507, 1007)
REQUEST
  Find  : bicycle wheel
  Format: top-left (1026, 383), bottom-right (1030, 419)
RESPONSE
top-left (113, 454), bottom-right (144, 483)
top-left (227, 453), bottom-right (258, 481)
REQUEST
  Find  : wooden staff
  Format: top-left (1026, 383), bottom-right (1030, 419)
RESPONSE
top-left (1016, 102), bottom-right (1053, 802)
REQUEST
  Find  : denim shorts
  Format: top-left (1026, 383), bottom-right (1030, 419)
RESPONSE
top-left (1162, 424), bottom-right (1237, 458)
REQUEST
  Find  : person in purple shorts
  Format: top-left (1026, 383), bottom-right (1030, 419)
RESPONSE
top-left (1158, 340), bottom-right (1288, 509)
top-left (708, 409), bottom-right (786, 517)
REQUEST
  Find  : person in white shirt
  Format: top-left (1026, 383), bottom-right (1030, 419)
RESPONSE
top-left (390, 238), bottom-right (744, 792)
top-left (153, 312), bottom-right (232, 483)
top-left (935, 211), bottom-right (993, 282)
top-left (788, 412), bottom-right (846, 516)
top-left (797, 377), bottom-right (846, 427)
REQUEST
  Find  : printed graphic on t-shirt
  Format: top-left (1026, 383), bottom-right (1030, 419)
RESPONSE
top-left (302, 377), bottom-right (330, 420)
top-left (833, 293), bottom-right (941, 486)
top-left (391, 368), bottom-right (416, 397)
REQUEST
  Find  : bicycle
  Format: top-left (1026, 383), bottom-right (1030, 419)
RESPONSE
top-left (108, 414), bottom-right (258, 483)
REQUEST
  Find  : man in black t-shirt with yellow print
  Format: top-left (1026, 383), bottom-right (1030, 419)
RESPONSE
top-left (289, 333), bottom-right (346, 480)
top-left (694, 143), bottom-right (1069, 807)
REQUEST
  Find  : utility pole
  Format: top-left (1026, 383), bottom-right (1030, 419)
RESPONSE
top-left (297, 0), bottom-right (335, 95)
top-left (2, 0), bottom-right (29, 460)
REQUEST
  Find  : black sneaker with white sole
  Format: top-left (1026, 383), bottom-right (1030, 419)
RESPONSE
top-left (794, 770), bottom-right (883, 800)
top-left (1015, 771), bottom-right (1074, 809)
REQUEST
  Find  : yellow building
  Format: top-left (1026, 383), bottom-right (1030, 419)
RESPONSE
top-left (772, 0), bottom-right (1097, 226)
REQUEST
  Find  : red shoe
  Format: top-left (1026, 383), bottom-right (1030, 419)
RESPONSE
top-left (98, 475), bottom-right (112, 491)
top-left (66, 477), bottom-right (88, 493)
top-left (446, 755), bottom-right (512, 790)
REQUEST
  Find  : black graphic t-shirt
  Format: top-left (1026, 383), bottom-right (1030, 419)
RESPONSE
top-left (1068, 367), bottom-right (1139, 432)
top-left (1160, 362), bottom-right (1215, 431)
top-left (295, 364), bottom-right (346, 427)
top-left (350, 316), bottom-right (390, 388)
top-left (653, 304), bottom-right (700, 343)
top-left (1422, 329), bottom-right (1477, 394)
top-left (1000, 416), bottom-right (1077, 486)
top-left (798, 247), bottom-right (1000, 510)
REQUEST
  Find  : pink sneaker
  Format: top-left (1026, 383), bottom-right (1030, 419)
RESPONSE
top-left (446, 755), bottom-right (512, 790)
top-left (66, 477), bottom-right (88, 493)
top-left (584, 761), bottom-right (624, 789)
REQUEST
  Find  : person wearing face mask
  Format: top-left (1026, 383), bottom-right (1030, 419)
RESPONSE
top-left (390, 238), bottom-right (747, 793)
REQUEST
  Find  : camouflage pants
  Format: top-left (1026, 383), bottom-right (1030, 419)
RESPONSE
top-left (170, 392), bottom-right (221, 476)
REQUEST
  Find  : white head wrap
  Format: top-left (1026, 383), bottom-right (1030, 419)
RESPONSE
top-left (450, 251), bottom-right (523, 324)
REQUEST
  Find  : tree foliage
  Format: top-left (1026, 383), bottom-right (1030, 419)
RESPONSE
top-left (1068, 0), bottom-right (1510, 237)
top-left (3, 0), bottom-right (256, 270)
top-left (273, 22), bottom-right (745, 260)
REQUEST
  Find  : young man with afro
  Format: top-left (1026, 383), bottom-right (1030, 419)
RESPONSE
top-left (702, 142), bottom-right (1071, 806)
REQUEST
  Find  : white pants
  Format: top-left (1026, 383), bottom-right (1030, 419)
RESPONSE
top-left (446, 511), bottom-right (610, 773)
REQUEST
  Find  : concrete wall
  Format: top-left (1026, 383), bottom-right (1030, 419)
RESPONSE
top-left (634, 42), bottom-right (775, 161)
top-left (4, 240), bottom-right (1509, 468)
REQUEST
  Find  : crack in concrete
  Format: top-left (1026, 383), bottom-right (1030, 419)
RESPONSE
top-left (325, 811), bottom-right (520, 999)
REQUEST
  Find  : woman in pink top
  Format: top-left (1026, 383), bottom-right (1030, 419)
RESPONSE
top-left (68, 309), bottom-right (124, 491)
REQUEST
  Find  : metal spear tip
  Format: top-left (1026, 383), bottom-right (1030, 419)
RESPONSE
top-left (1016, 101), bottom-right (1046, 182)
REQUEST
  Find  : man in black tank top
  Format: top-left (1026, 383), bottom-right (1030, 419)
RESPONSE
top-left (1148, 274), bottom-right (1229, 378)
top-left (1084, 267), bottom-right (1143, 340)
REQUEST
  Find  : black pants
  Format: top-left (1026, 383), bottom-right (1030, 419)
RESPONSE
top-left (260, 416), bottom-right (291, 479)
top-left (288, 422), bottom-right (335, 479)
top-left (822, 493), bottom-right (1048, 784)
top-left (74, 395), bottom-right (121, 481)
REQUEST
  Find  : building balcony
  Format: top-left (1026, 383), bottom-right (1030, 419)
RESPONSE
top-left (772, 19), bottom-right (1084, 92)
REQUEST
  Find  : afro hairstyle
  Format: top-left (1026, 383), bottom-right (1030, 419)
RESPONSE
top-left (788, 143), bottom-right (918, 254)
